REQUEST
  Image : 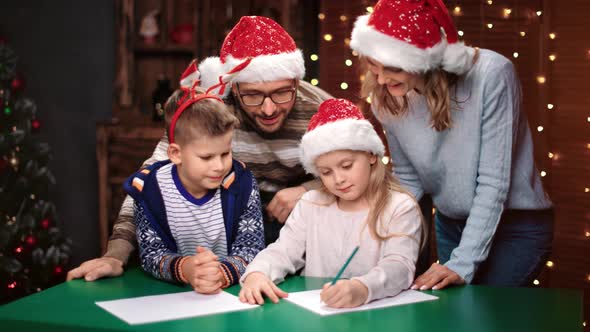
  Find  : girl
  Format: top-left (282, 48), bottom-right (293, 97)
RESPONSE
top-left (239, 98), bottom-right (423, 308)
top-left (349, 0), bottom-right (553, 290)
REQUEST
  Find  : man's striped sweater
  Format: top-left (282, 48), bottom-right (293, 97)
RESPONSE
top-left (105, 81), bottom-right (332, 262)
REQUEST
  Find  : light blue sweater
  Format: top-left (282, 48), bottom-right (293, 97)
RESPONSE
top-left (375, 49), bottom-right (552, 283)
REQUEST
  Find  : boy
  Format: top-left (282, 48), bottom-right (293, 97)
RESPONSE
top-left (123, 88), bottom-right (264, 293)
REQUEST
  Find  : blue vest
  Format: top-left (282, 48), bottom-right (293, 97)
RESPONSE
top-left (123, 159), bottom-right (253, 254)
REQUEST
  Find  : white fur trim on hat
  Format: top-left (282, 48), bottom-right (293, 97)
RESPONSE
top-left (350, 15), bottom-right (446, 73)
top-left (223, 50), bottom-right (305, 84)
top-left (300, 118), bottom-right (385, 175)
top-left (198, 56), bottom-right (228, 97)
top-left (442, 42), bottom-right (476, 75)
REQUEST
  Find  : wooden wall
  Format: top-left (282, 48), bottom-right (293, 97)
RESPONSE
top-left (318, 0), bottom-right (589, 327)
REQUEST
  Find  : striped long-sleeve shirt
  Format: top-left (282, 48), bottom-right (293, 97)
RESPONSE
top-left (132, 161), bottom-right (265, 285)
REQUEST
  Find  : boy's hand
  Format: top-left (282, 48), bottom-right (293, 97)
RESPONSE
top-left (266, 185), bottom-right (306, 223)
top-left (239, 272), bottom-right (288, 305)
top-left (320, 279), bottom-right (368, 308)
top-left (182, 246), bottom-right (223, 294)
top-left (66, 257), bottom-right (124, 281)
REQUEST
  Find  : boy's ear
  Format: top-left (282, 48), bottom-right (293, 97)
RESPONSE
top-left (167, 143), bottom-right (182, 165)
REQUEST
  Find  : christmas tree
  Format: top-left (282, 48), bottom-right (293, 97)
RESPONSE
top-left (0, 39), bottom-right (71, 304)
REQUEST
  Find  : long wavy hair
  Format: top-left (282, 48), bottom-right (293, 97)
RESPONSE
top-left (360, 58), bottom-right (461, 132)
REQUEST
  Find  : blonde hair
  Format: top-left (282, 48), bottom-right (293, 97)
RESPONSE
top-left (164, 88), bottom-right (240, 144)
top-left (318, 153), bottom-right (426, 246)
top-left (360, 58), bottom-right (460, 132)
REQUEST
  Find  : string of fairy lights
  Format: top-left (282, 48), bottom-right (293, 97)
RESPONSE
top-left (314, 1), bottom-right (588, 327)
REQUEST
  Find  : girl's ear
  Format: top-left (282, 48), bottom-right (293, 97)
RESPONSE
top-left (369, 153), bottom-right (378, 165)
top-left (168, 143), bottom-right (182, 165)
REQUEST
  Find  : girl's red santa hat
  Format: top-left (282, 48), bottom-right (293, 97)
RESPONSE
top-left (350, 0), bottom-right (475, 74)
top-left (300, 99), bottom-right (385, 175)
top-left (198, 16), bottom-right (305, 97)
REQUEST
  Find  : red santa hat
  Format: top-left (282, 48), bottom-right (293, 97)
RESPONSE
top-left (350, 0), bottom-right (475, 75)
top-left (300, 99), bottom-right (385, 175)
top-left (198, 16), bottom-right (305, 97)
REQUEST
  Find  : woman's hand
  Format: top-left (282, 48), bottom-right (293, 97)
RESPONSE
top-left (320, 279), bottom-right (368, 308)
top-left (412, 262), bottom-right (465, 290)
top-left (239, 272), bottom-right (288, 304)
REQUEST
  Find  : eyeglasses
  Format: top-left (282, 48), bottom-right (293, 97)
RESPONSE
top-left (235, 82), bottom-right (297, 107)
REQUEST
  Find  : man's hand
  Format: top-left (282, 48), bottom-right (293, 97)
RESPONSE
top-left (320, 279), bottom-right (368, 308)
top-left (182, 246), bottom-right (223, 294)
top-left (239, 272), bottom-right (288, 304)
top-left (266, 185), bottom-right (306, 223)
top-left (411, 262), bottom-right (465, 290)
top-left (66, 257), bottom-right (124, 282)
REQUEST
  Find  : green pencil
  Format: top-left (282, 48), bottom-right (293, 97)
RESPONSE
top-left (330, 246), bottom-right (360, 285)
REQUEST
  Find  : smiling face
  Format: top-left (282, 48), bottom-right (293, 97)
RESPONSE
top-left (232, 79), bottom-right (298, 133)
top-left (365, 57), bottom-right (425, 97)
top-left (314, 150), bottom-right (377, 211)
top-left (168, 130), bottom-right (234, 199)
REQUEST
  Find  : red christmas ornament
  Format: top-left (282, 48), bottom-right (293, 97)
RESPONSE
top-left (169, 23), bottom-right (194, 45)
top-left (41, 218), bottom-right (50, 229)
top-left (11, 75), bottom-right (25, 91)
top-left (14, 246), bottom-right (23, 254)
top-left (7, 281), bottom-right (17, 289)
top-left (54, 266), bottom-right (63, 275)
top-left (31, 119), bottom-right (41, 131)
top-left (25, 235), bottom-right (36, 246)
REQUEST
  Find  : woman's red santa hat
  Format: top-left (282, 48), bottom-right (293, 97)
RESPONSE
top-left (350, 0), bottom-right (475, 74)
top-left (300, 99), bottom-right (385, 176)
top-left (198, 16), bottom-right (305, 97)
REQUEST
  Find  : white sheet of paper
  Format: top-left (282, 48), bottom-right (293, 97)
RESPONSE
top-left (96, 291), bottom-right (257, 325)
top-left (284, 289), bottom-right (438, 316)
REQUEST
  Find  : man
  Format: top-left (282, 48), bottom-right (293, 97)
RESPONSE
top-left (67, 16), bottom-right (332, 281)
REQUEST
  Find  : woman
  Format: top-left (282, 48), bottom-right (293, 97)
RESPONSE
top-left (349, 0), bottom-right (553, 290)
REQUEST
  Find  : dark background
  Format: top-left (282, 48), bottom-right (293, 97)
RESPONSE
top-left (0, 0), bottom-right (115, 262)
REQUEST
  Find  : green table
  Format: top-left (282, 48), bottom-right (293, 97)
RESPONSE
top-left (0, 268), bottom-right (583, 332)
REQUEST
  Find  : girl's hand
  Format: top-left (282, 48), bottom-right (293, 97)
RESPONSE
top-left (412, 262), bottom-right (465, 290)
top-left (320, 279), bottom-right (368, 308)
top-left (182, 247), bottom-right (223, 294)
top-left (239, 272), bottom-right (288, 305)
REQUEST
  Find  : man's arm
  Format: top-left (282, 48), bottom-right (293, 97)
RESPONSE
top-left (67, 134), bottom-right (170, 281)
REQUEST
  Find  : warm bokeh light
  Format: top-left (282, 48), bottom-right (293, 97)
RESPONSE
top-left (345, 59), bottom-right (353, 66)
top-left (340, 82), bottom-right (348, 90)
top-left (310, 54), bottom-right (319, 61)
top-left (318, 13), bottom-right (325, 20)
top-left (323, 34), bottom-right (333, 42)
top-left (310, 78), bottom-right (319, 86)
